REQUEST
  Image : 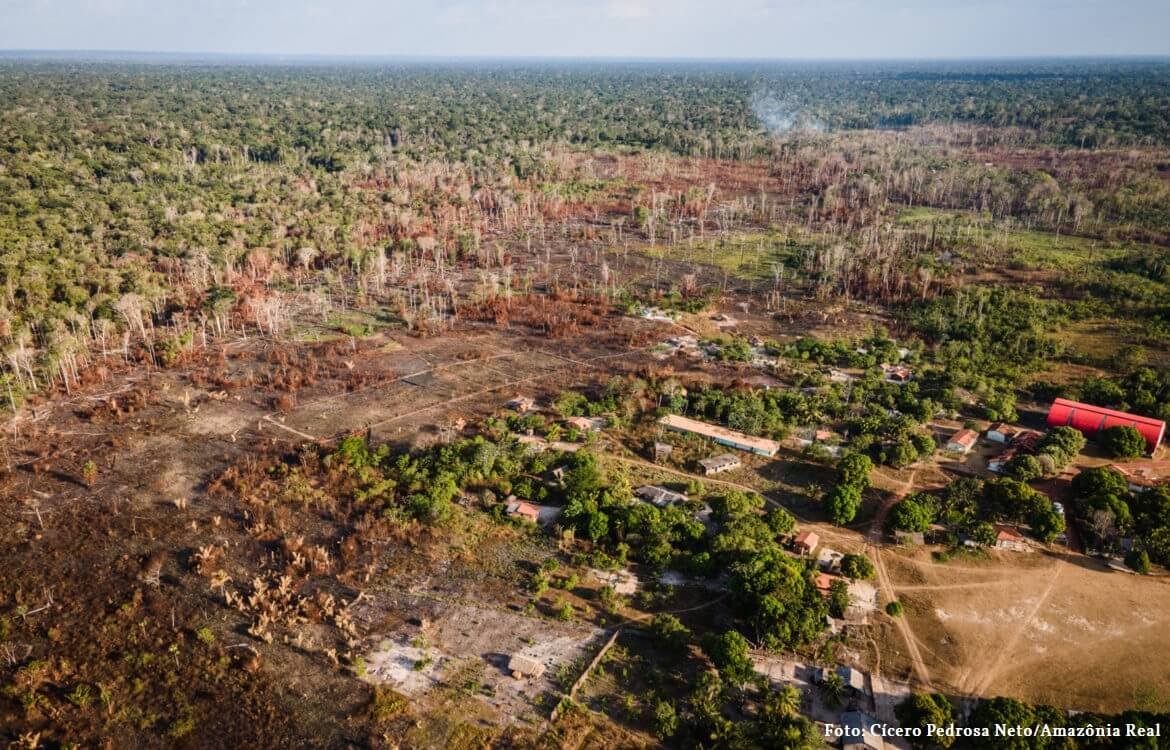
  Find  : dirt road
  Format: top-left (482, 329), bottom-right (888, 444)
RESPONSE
top-left (865, 470), bottom-right (934, 689)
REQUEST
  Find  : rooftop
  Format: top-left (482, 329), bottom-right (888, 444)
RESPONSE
top-left (659, 414), bottom-right (781, 456)
top-left (948, 428), bottom-right (979, 448)
top-left (634, 485), bottom-right (688, 507)
top-left (1049, 398), bottom-right (1166, 429)
top-left (699, 454), bottom-right (742, 469)
top-left (995, 525), bottom-right (1025, 543)
top-left (794, 530), bottom-right (820, 548)
top-left (506, 500), bottom-right (541, 521)
top-left (840, 711), bottom-right (885, 750)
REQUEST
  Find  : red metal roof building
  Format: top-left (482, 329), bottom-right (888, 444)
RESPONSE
top-left (1046, 398), bottom-right (1166, 454)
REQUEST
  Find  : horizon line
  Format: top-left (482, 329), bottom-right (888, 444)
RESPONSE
top-left (3, 48), bottom-right (1170, 65)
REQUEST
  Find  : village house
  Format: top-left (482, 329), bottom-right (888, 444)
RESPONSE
top-left (663, 335), bottom-right (700, 358)
top-left (988, 447), bottom-right (1016, 474)
top-left (699, 454), bottom-right (742, 475)
top-left (818, 665), bottom-right (867, 694)
top-left (882, 363), bottom-right (913, 383)
top-left (987, 422), bottom-right (1016, 443)
top-left (634, 485), bottom-right (688, 508)
top-left (837, 664), bottom-right (865, 692)
top-left (814, 572), bottom-right (837, 596)
top-left (565, 415), bottom-right (606, 432)
top-left (506, 499), bottom-right (541, 524)
top-left (946, 428), bottom-right (979, 454)
top-left (794, 530), bottom-right (819, 556)
top-left (994, 525), bottom-right (1028, 552)
top-left (817, 547), bottom-right (844, 573)
top-left (652, 441), bottom-right (673, 463)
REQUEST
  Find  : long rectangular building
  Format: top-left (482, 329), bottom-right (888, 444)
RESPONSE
top-left (659, 414), bottom-right (780, 457)
top-left (1046, 398), bottom-right (1166, 454)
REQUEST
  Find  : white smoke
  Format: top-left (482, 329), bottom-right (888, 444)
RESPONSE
top-left (750, 90), bottom-right (826, 134)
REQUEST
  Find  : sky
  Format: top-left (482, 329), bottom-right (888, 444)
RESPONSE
top-left (1, 0), bottom-right (1168, 59)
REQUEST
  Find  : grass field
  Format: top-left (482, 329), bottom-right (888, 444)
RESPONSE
top-left (631, 228), bottom-right (806, 279)
top-left (895, 207), bottom-right (1147, 271)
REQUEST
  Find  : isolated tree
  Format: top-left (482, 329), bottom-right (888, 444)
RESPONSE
top-left (652, 699), bottom-right (679, 739)
top-left (765, 506), bottom-right (796, 535)
top-left (826, 483), bottom-right (863, 526)
top-left (81, 460), bottom-right (98, 488)
top-left (887, 495), bottom-right (934, 533)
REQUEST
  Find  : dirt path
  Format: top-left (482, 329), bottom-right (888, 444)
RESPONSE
top-left (261, 415), bottom-right (321, 442)
top-left (865, 470), bottom-right (934, 689)
top-left (618, 593), bottom-right (731, 626)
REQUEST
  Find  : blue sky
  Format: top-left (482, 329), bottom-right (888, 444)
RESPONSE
top-left (1, 0), bottom-right (1167, 59)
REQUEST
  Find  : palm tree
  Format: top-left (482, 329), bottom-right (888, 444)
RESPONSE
top-left (764, 684), bottom-right (803, 719)
top-left (820, 672), bottom-right (846, 708)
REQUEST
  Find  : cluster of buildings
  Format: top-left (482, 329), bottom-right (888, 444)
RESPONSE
top-left (793, 531), bottom-right (879, 623)
top-left (984, 424), bottom-right (1045, 470)
top-left (948, 399), bottom-right (1166, 474)
top-left (945, 422), bottom-right (1045, 458)
top-left (1110, 461), bottom-right (1170, 492)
